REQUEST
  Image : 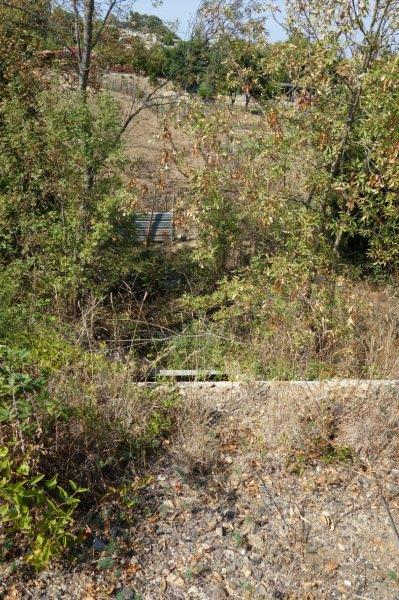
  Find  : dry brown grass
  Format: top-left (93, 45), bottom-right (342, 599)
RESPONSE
top-left (172, 382), bottom-right (399, 599)
top-left (4, 380), bottom-right (399, 598)
top-left (41, 365), bottom-right (181, 501)
top-left (228, 278), bottom-right (399, 380)
top-left (171, 395), bottom-right (222, 477)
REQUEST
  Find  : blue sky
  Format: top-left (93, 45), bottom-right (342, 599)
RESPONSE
top-left (133, 0), bottom-right (286, 41)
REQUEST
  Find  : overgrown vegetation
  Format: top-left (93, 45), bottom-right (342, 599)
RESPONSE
top-left (0, 0), bottom-right (398, 574)
top-left (0, 343), bottom-right (180, 570)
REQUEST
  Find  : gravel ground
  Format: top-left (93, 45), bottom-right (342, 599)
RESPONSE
top-left (3, 383), bottom-right (399, 600)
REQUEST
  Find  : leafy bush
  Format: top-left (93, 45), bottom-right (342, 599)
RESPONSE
top-left (0, 346), bottom-right (84, 569)
top-left (0, 84), bottom-right (139, 310)
top-left (44, 361), bottom-right (180, 496)
top-left (0, 447), bottom-right (84, 570)
top-left (198, 80), bottom-right (215, 101)
top-left (158, 265), bottom-right (399, 380)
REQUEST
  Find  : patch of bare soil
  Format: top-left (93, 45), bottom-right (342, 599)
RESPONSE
top-left (106, 74), bottom-right (263, 219)
top-left (3, 383), bottom-right (399, 599)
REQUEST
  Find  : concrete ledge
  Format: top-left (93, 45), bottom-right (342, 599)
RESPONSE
top-left (139, 379), bottom-right (399, 394)
top-left (174, 379), bottom-right (399, 387)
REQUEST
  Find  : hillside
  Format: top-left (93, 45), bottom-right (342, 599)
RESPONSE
top-left (125, 12), bottom-right (180, 46)
top-left (103, 73), bottom-right (265, 216)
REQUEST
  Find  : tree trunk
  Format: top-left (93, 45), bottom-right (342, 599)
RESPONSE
top-left (84, 166), bottom-right (94, 194)
top-left (79, 0), bottom-right (94, 95)
top-left (243, 84), bottom-right (251, 111)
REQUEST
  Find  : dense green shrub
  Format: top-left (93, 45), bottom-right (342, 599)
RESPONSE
top-left (0, 346), bottom-right (85, 569)
top-left (0, 83), bottom-right (141, 308)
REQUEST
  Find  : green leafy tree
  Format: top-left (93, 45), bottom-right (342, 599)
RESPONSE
top-left (193, 0), bottom-right (267, 43)
top-left (165, 37), bottom-right (211, 92)
top-left (192, 1), bottom-right (269, 106)
top-left (264, 0), bottom-right (399, 269)
top-left (128, 10), bottom-right (179, 45)
top-left (0, 6), bottom-right (138, 307)
top-left (0, 85), bottom-right (140, 306)
top-left (218, 36), bottom-right (271, 106)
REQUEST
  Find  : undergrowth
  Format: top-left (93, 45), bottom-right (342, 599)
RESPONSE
top-left (0, 344), bottom-right (180, 569)
top-left (154, 271), bottom-right (399, 380)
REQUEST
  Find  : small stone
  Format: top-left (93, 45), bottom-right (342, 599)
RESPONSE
top-left (199, 543), bottom-right (212, 553)
top-left (208, 585), bottom-right (228, 599)
top-left (247, 534), bottom-right (263, 551)
top-left (187, 585), bottom-right (199, 596)
top-left (224, 509), bottom-right (236, 521)
top-left (256, 584), bottom-right (268, 596)
top-left (230, 474), bottom-right (241, 487)
top-left (249, 552), bottom-right (262, 564)
top-left (167, 573), bottom-right (185, 588)
top-left (159, 500), bottom-right (175, 515)
top-left (118, 588), bottom-right (137, 600)
top-left (242, 567), bottom-right (252, 578)
top-left (207, 518), bottom-right (218, 531)
top-left (241, 520), bottom-right (255, 535)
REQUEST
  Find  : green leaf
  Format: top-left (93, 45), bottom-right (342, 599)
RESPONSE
top-left (30, 474), bottom-right (45, 486)
top-left (97, 557), bottom-right (115, 570)
top-left (17, 462), bottom-right (30, 476)
top-left (46, 476), bottom-right (57, 489)
top-left (0, 447), bottom-right (9, 458)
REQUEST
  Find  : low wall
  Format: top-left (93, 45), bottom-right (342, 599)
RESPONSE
top-left (142, 379), bottom-right (399, 402)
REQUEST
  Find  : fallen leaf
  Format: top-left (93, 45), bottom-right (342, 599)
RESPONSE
top-left (325, 560), bottom-right (339, 573)
top-left (125, 561), bottom-right (142, 576)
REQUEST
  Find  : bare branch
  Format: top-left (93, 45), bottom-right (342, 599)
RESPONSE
top-left (91, 0), bottom-right (117, 50)
top-left (373, 474), bottom-right (399, 550)
top-left (118, 80), bottom-right (170, 141)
